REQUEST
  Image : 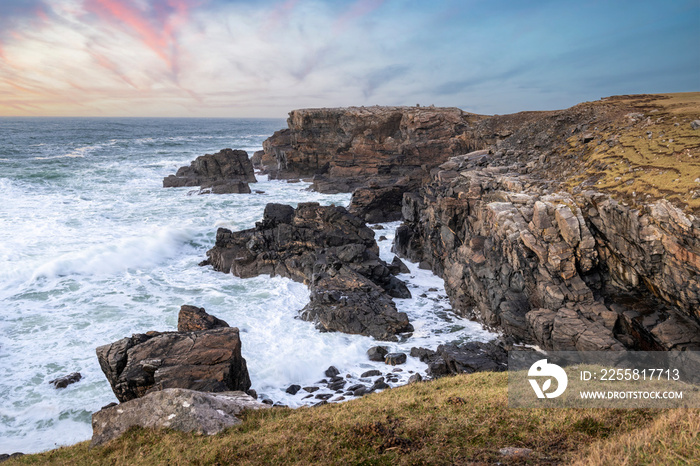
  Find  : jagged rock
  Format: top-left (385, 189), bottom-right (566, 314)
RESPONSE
top-left (163, 148), bottom-right (256, 194)
top-left (90, 389), bottom-right (268, 447)
top-left (411, 342), bottom-right (507, 377)
top-left (96, 327), bottom-right (251, 403)
top-left (285, 384), bottom-right (301, 395)
top-left (324, 366), bottom-right (340, 378)
top-left (259, 106), bottom-right (486, 217)
top-left (388, 256), bottom-right (410, 275)
top-left (261, 107), bottom-right (483, 189)
top-left (349, 184), bottom-right (417, 223)
top-left (367, 346), bottom-right (389, 361)
top-left (384, 353), bottom-right (407, 365)
top-left (397, 163), bottom-right (700, 350)
top-left (49, 372), bottom-right (81, 389)
top-left (205, 203), bottom-right (413, 341)
top-left (177, 305), bottom-right (229, 332)
top-left (300, 263), bottom-right (412, 340)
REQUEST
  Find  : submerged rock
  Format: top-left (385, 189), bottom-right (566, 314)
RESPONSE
top-left (48, 372), bottom-right (82, 389)
top-left (90, 389), bottom-right (267, 447)
top-left (163, 148), bottom-right (256, 194)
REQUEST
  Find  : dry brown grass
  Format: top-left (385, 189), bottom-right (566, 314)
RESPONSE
top-left (572, 408), bottom-right (700, 465)
top-left (8, 372), bottom-right (695, 465)
top-left (564, 92), bottom-right (700, 213)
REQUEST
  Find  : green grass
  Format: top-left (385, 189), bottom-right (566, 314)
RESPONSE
top-left (8, 372), bottom-right (698, 465)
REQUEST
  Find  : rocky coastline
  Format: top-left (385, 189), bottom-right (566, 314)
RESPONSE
top-left (82, 93), bottom-right (699, 448)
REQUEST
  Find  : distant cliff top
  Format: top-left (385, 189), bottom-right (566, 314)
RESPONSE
top-left (471, 92), bottom-right (700, 214)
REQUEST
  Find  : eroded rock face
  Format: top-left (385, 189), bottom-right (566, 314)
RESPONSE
top-left (259, 106), bottom-right (486, 221)
top-left (397, 160), bottom-right (700, 351)
top-left (206, 202), bottom-right (413, 341)
top-left (163, 148), bottom-right (256, 194)
top-left (96, 326), bottom-right (251, 403)
top-left (90, 389), bottom-right (268, 447)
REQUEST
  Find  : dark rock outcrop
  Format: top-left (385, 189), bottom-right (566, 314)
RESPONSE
top-left (205, 202), bottom-right (413, 341)
top-left (259, 106), bottom-right (486, 221)
top-left (90, 389), bottom-right (268, 447)
top-left (96, 325), bottom-right (251, 403)
top-left (177, 305), bottom-right (229, 332)
top-left (163, 148), bottom-right (256, 194)
top-left (411, 342), bottom-right (508, 377)
top-left (49, 372), bottom-right (82, 389)
top-left (397, 158), bottom-right (700, 351)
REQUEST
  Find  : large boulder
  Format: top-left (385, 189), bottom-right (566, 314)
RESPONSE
top-left (206, 202), bottom-right (412, 341)
top-left (163, 148), bottom-right (256, 194)
top-left (96, 327), bottom-right (251, 403)
top-left (90, 389), bottom-right (268, 447)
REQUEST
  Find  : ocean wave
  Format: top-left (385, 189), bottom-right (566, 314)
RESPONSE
top-left (30, 227), bottom-right (194, 281)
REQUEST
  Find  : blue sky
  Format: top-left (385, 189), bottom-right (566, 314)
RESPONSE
top-left (0, 0), bottom-right (698, 117)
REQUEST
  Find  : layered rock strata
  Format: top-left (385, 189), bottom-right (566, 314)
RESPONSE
top-left (163, 148), bottom-right (256, 194)
top-left (97, 307), bottom-right (251, 403)
top-left (259, 106), bottom-right (485, 221)
top-left (396, 158), bottom-right (700, 351)
top-left (205, 202), bottom-right (413, 341)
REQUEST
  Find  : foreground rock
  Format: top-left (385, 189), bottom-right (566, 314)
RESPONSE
top-left (90, 389), bottom-right (268, 447)
top-left (97, 326), bottom-right (251, 403)
top-left (206, 202), bottom-right (412, 340)
top-left (163, 148), bottom-right (256, 194)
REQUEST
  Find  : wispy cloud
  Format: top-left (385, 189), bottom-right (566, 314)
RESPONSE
top-left (0, 0), bottom-right (697, 117)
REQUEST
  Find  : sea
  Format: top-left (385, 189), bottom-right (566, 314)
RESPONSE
top-left (0, 117), bottom-right (496, 454)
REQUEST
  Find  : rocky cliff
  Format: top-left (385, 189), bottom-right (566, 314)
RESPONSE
top-left (257, 106), bottom-right (485, 221)
top-left (395, 93), bottom-right (700, 351)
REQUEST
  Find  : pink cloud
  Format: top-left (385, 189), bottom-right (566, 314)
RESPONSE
top-left (82, 0), bottom-right (197, 74)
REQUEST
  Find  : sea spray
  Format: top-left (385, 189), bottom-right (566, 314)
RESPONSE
top-left (0, 118), bottom-right (495, 453)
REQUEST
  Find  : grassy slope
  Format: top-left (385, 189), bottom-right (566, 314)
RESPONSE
top-left (565, 92), bottom-right (700, 214)
top-left (9, 372), bottom-right (699, 465)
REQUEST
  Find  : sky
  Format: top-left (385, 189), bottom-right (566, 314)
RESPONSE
top-left (0, 0), bottom-right (698, 117)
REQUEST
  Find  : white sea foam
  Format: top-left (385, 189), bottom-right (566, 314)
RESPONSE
top-left (0, 119), bottom-right (496, 454)
top-left (29, 227), bottom-right (193, 281)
